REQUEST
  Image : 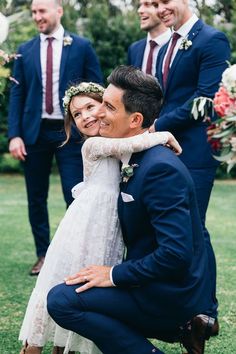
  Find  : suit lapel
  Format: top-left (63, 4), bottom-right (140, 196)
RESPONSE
top-left (59, 31), bottom-right (72, 81)
top-left (165, 19), bottom-right (204, 92)
top-left (33, 36), bottom-right (41, 82)
top-left (136, 39), bottom-right (147, 68)
top-left (156, 43), bottom-right (168, 88)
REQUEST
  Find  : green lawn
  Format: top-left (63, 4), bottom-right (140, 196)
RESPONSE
top-left (0, 174), bottom-right (235, 354)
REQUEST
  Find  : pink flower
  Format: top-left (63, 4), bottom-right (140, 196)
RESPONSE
top-left (213, 86), bottom-right (235, 117)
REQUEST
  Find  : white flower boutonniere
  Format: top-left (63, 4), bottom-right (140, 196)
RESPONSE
top-left (121, 163), bottom-right (139, 183)
top-left (179, 38), bottom-right (192, 50)
top-left (63, 35), bottom-right (73, 47)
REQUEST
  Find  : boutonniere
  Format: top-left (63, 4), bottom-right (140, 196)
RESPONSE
top-left (63, 35), bottom-right (73, 46)
top-left (121, 163), bottom-right (139, 183)
top-left (179, 38), bottom-right (192, 50)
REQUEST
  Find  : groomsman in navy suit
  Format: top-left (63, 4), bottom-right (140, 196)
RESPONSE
top-left (150, 0), bottom-right (231, 319)
top-left (47, 66), bottom-right (218, 354)
top-left (8, 0), bottom-right (103, 275)
top-left (128, 0), bottom-right (171, 75)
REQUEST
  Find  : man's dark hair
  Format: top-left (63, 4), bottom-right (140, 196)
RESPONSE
top-left (107, 65), bottom-right (163, 128)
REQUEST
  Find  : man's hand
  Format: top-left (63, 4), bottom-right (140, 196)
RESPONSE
top-left (65, 265), bottom-right (113, 293)
top-left (9, 137), bottom-right (27, 161)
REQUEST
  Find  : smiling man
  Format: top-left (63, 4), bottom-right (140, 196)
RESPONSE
top-left (127, 0), bottom-right (171, 76)
top-left (8, 0), bottom-right (102, 279)
top-left (150, 0), bottom-right (231, 327)
top-left (47, 66), bottom-right (218, 354)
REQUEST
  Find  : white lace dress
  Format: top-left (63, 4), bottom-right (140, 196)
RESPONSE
top-left (19, 132), bottom-right (169, 353)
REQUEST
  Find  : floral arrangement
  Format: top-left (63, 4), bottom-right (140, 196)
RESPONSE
top-left (179, 38), bottom-right (192, 50)
top-left (63, 82), bottom-right (105, 113)
top-left (121, 163), bottom-right (139, 183)
top-left (191, 64), bottom-right (236, 171)
top-left (0, 49), bottom-right (20, 93)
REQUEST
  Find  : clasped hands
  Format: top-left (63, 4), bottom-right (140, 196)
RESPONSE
top-left (64, 265), bottom-right (113, 293)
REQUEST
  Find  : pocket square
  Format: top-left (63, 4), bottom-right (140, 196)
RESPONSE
top-left (121, 192), bottom-right (135, 202)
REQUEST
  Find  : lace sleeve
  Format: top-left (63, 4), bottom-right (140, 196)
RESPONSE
top-left (82, 132), bottom-right (169, 161)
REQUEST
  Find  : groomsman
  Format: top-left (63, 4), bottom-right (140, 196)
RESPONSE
top-left (128, 0), bottom-right (171, 76)
top-left (151, 0), bottom-right (231, 319)
top-left (8, 0), bottom-right (103, 275)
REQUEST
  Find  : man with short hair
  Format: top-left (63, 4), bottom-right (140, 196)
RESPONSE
top-left (150, 0), bottom-right (231, 322)
top-left (128, 0), bottom-right (171, 76)
top-left (47, 66), bottom-right (218, 354)
top-left (8, 0), bottom-right (103, 276)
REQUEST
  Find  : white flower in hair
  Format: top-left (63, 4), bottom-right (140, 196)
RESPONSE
top-left (63, 82), bottom-right (105, 113)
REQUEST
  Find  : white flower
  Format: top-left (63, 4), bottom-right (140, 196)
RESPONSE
top-left (62, 95), bottom-right (70, 106)
top-left (121, 163), bottom-right (139, 183)
top-left (179, 38), bottom-right (192, 50)
top-left (63, 35), bottom-right (73, 46)
top-left (230, 137), bottom-right (236, 152)
top-left (0, 12), bottom-right (9, 44)
top-left (221, 64), bottom-right (236, 98)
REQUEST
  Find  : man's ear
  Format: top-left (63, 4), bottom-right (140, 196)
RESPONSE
top-left (129, 112), bottom-right (144, 128)
top-left (58, 6), bottom-right (63, 18)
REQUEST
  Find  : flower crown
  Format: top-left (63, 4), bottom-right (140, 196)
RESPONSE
top-left (63, 82), bottom-right (105, 114)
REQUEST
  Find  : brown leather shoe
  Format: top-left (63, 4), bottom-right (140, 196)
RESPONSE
top-left (20, 342), bottom-right (43, 354)
top-left (29, 257), bottom-right (45, 276)
top-left (52, 347), bottom-right (75, 354)
top-left (180, 315), bottom-right (219, 354)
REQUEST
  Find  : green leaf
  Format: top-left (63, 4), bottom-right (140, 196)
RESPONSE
top-left (213, 151), bottom-right (234, 162)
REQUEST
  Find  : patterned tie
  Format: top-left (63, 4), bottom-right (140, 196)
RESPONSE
top-left (163, 32), bottom-right (181, 87)
top-left (45, 37), bottom-right (54, 114)
top-left (146, 40), bottom-right (157, 75)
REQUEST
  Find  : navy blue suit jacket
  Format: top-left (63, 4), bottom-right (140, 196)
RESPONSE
top-left (127, 38), bottom-right (146, 68)
top-left (113, 146), bottom-right (213, 326)
top-left (155, 20), bottom-right (231, 169)
top-left (8, 32), bottom-right (103, 145)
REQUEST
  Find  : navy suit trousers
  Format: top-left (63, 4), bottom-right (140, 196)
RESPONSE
top-left (189, 167), bottom-right (218, 317)
top-left (47, 283), bottom-right (182, 354)
top-left (23, 121), bottom-right (83, 257)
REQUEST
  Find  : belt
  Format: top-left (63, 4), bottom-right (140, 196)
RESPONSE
top-left (41, 119), bottom-right (64, 129)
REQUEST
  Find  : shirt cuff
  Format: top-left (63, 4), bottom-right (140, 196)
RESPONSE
top-left (154, 118), bottom-right (157, 131)
top-left (110, 266), bottom-right (116, 287)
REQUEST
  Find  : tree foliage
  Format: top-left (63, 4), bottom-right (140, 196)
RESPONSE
top-left (1, 0), bottom-right (236, 175)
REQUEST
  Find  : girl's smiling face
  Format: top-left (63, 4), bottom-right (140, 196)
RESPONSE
top-left (70, 95), bottom-right (102, 137)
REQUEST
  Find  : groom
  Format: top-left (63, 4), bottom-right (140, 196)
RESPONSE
top-left (47, 66), bottom-right (217, 354)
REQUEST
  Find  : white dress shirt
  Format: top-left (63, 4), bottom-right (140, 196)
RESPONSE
top-left (40, 25), bottom-right (64, 119)
top-left (162, 14), bottom-right (199, 72)
top-left (142, 28), bottom-right (172, 76)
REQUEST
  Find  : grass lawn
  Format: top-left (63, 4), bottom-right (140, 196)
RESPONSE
top-left (0, 174), bottom-right (235, 354)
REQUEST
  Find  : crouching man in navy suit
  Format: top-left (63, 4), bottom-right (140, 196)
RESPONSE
top-left (47, 66), bottom-right (218, 354)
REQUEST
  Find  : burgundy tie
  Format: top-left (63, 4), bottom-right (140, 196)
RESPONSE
top-left (163, 32), bottom-right (180, 87)
top-left (146, 40), bottom-right (157, 75)
top-left (45, 37), bottom-right (54, 115)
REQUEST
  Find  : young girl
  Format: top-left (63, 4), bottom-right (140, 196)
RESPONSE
top-left (19, 82), bottom-right (181, 354)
